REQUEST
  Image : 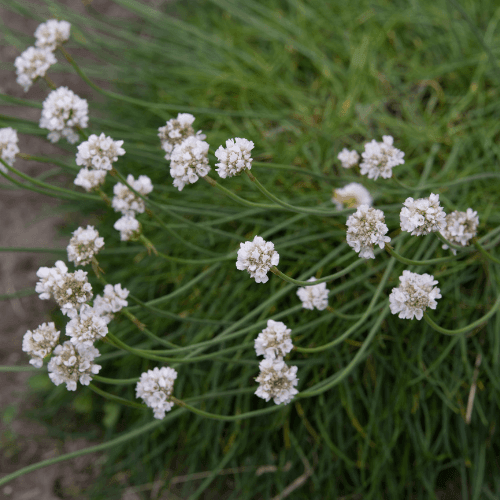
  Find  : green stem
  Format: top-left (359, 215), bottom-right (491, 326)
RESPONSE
top-left (473, 239), bottom-right (500, 265)
top-left (92, 375), bottom-right (139, 385)
top-left (88, 383), bottom-right (146, 408)
top-left (0, 365), bottom-right (39, 372)
top-left (384, 243), bottom-right (458, 266)
top-left (435, 232), bottom-right (473, 252)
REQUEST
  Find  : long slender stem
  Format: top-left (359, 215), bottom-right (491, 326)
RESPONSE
top-left (384, 243), bottom-right (458, 266)
top-left (473, 239), bottom-right (500, 265)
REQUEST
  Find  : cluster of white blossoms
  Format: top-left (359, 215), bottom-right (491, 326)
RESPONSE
top-left (346, 205), bottom-right (391, 259)
top-left (74, 168), bottom-right (107, 192)
top-left (332, 182), bottom-right (372, 211)
top-left (136, 367), bottom-right (178, 419)
top-left (76, 133), bottom-right (125, 171)
top-left (66, 304), bottom-right (108, 348)
top-left (0, 127), bottom-right (20, 172)
top-left (22, 322), bottom-right (60, 368)
top-left (236, 236), bottom-right (279, 284)
top-left (113, 214), bottom-right (141, 242)
top-left (67, 225), bottom-right (104, 266)
top-left (158, 113), bottom-right (206, 160)
top-left (48, 341), bottom-right (101, 391)
top-left (34, 19), bottom-right (71, 51)
top-left (255, 320), bottom-right (293, 360)
top-left (93, 284), bottom-right (129, 324)
top-left (170, 136), bottom-right (210, 191)
top-left (337, 148), bottom-right (360, 169)
top-left (215, 138), bottom-right (254, 179)
top-left (14, 46), bottom-right (57, 92)
top-left (39, 87), bottom-right (88, 144)
top-left (389, 271), bottom-right (441, 320)
top-left (112, 174), bottom-right (153, 215)
top-left (400, 193), bottom-right (446, 236)
top-left (296, 278), bottom-right (329, 311)
top-left (255, 358), bottom-right (299, 405)
top-left (360, 135), bottom-right (405, 180)
top-left (440, 209), bottom-right (479, 253)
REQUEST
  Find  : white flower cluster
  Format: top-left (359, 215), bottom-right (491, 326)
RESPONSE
top-left (14, 46), bottom-right (57, 92)
top-left (440, 209), bottom-right (479, 253)
top-left (337, 148), bottom-right (360, 169)
top-left (255, 358), bottom-right (299, 405)
top-left (158, 113), bottom-right (206, 160)
top-left (296, 278), bottom-right (329, 311)
top-left (114, 215), bottom-right (141, 242)
top-left (76, 133), bottom-right (125, 171)
top-left (255, 320), bottom-right (293, 360)
top-left (66, 304), bottom-right (108, 348)
top-left (360, 135), bottom-right (405, 180)
top-left (112, 174), bottom-right (153, 216)
top-left (236, 235), bottom-right (279, 284)
top-left (40, 87), bottom-right (88, 144)
top-left (215, 138), bottom-right (254, 178)
top-left (67, 225), bottom-right (104, 266)
top-left (74, 168), bottom-right (107, 192)
top-left (332, 182), bottom-right (372, 211)
top-left (389, 270), bottom-right (441, 320)
top-left (400, 193), bottom-right (446, 236)
top-left (48, 341), bottom-right (101, 391)
top-left (34, 19), bottom-right (71, 51)
top-left (136, 367), bottom-right (178, 419)
top-left (0, 127), bottom-right (20, 172)
top-left (22, 322), bottom-right (60, 368)
top-left (93, 284), bottom-right (129, 324)
top-left (346, 205), bottom-right (391, 259)
top-left (170, 136), bottom-right (210, 191)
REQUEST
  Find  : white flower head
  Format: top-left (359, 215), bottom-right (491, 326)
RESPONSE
top-left (297, 278), bottom-right (329, 311)
top-left (0, 127), bottom-right (20, 172)
top-left (360, 135), bottom-right (405, 180)
top-left (389, 270), bottom-right (441, 320)
top-left (40, 87), bottom-right (88, 144)
top-left (337, 148), bottom-right (360, 169)
top-left (76, 133), bottom-right (125, 171)
top-left (158, 113), bottom-right (206, 160)
top-left (114, 214), bottom-right (141, 241)
top-left (14, 46), bottom-right (57, 92)
top-left (94, 283), bottom-right (129, 324)
top-left (346, 205), bottom-right (391, 259)
top-left (215, 137), bottom-right (254, 178)
top-left (22, 322), bottom-right (60, 368)
top-left (66, 304), bottom-right (108, 348)
top-left (34, 19), bottom-right (71, 51)
top-left (67, 225), bottom-right (104, 266)
top-left (400, 193), bottom-right (446, 236)
top-left (74, 167), bottom-right (107, 192)
top-left (332, 182), bottom-right (372, 211)
top-left (136, 366), bottom-right (178, 419)
top-left (48, 340), bottom-right (101, 391)
top-left (236, 235), bottom-right (279, 284)
top-left (255, 358), bottom-right (298, 405)
top-left (112, 174), bottom-right (153, 216)
top-left (170, 136), bottom-right (210, 191)
top-left (255, 320), bottom-right (293, 360)
top-left (440, 209), bottom-right (479, 254)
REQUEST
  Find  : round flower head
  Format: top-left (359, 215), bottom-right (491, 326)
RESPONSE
top-left (400, 193), bottom-right (446, 236)
top-left (22, 322), bottom-right (60, 368)
top-left (66, 304), bottom-right (108, 348)
top-left (215, 137), bottom-right (254, 178)
top-left (332, 182), bottom-right (372, 211)
top-left (255, 358), bottom-right (298, 405)
top-left (35, 260), bottom-right (68, 300)
top-left (14, 46), bottom-right (57, 92)
top-left (359, 135), bottom-right (405, 180)
top-left (169, 136), bottom-right (210, 191)
top-left (48, 340), bottom-right (101, 391)
top-left (440, 209), bottom-right (479, 254)
top-left (76, 133), bottom-right (125, 171)
top-left (236, 235), bottom-right (279, 284)
top-left (112, 174), bottom-right (153, 216)
top-left (67, 225), bottom-right (104, 266)
top-left (158, 113), bottom-right (206, 160)
top-left (389, 270), bottom-right (441, 320)
top-left (136, 366), bottom-right (178, 420)
top-left (74, 167), bottom-right (107, 192)
top-left (114, 215), bottom-right (141, 241)
top-left (337, 148), bottom-right (360, 169)
top-left (34, 19), bottom-right (71, 51)
top-left (296, 278), bottom-right (329, 311)
top-left (346, 205), bottom-right (391, 259)
top-left (40, 87), bottom-right (88, 144)
top-left (255, 320), bottom-right (293, 360)
top-left (93, 283), bottom-right (129, 324)
top-left (0, 127), bottom-right (20, 172)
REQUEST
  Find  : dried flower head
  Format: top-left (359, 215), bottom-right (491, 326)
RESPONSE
top-left (337, 148), bottom-right (360, 169)
top-left (255, 320), bottom-right (293, 360)
top-left (14, 46), bottom-right (57, 92)
top-left (400, 193), bottom-right (446, 236)
top-left (67, 225), bottom-right (104, 266)
top-left (48, 340), bottom-right (101, 391)
top-left (346, 205), bottom-right (391, 259)
top-left (215, 137), bottom-right (254, 178)
top-left (136, 366), bottom-right (178, 419)
top-left (255, 358), bottom-right (298, 405)
top-left (332, 182), bottom-right (372, 211)
top-left (76, 133), bottom-right (125, 171)
top-left (440, 209), bottom-right (479, 254)
top-left (170, 136), bottom-right (210, 191)
top-left (74, 167), bottom-right (107, 192)
top-left (114, 214), bottom-right (141, 241)
top-left (93, 283), bottom-right (129, 324)
top-left (34, 19), bottom-right (71, 51)
top-left (236, 235), bottom-right (279, 283)
top-left (0, 127), bottom-right (20, 172)
top-left (296, 278), bottom-right (329, 311)
top-left (22, 322), bottom-right (60, 368)
top-left (158, 113), bottom-right (206, 160)
top-left (360, 135), bottom-right (405, 180)
top-left (66, 304), bottom-right (108, 348)
top-left (112, 174), bottom-right (153, 215)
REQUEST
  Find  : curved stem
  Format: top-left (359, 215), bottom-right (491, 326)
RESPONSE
top-left (384, 243), bottom-right (458, 265)
top-left (473, 239), bottom-right (500, 265)
top-left (88, 383), bottom-right (146, 409)
top-left (92, 374), bottom-right (139, 385)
